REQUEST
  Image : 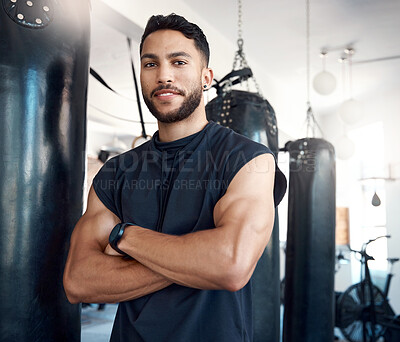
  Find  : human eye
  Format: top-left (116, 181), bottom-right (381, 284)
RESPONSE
top-left (143, 62), bottom-right (156, 68)
top-left (173, 60), bottom-right (187, 66)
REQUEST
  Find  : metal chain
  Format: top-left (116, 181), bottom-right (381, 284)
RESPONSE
top-left (306, 0), bottom-right (310, 104)
top-left (305, 0), bottom-right (315, 137)
top-left (232, 0), bottom-right (245, 72)
top-left (304, 0), bottom-right (324, 137)
top-left (236, 0), bottom-right (248, 91)
top-left (228, 0), bottom-right (263, 96)
top-left (237, 0), bottom-right (242, 41)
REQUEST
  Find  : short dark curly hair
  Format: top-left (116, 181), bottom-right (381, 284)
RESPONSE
top-left (140, 13), bottom-right (210, 66)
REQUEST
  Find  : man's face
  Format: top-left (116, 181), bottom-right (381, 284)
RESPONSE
top-left (140, 29), bottom-right (206, 123)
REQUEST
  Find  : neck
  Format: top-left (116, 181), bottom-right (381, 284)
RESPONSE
top-left (157, 109), bottom-right (208, 143)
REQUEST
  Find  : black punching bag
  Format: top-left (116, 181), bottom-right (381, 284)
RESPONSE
top-left (283, 138), bottom-right (336, 342)
top-left (206, 90), bottom-right (285, 342)
top-left (0, 1), bottom-right (90, 341)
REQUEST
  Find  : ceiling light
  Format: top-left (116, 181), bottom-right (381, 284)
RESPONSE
top-left (313, 51), bottom-right (336, 95)
top-left (337, 48), bottom-right (363, 124)
top-left (338, 98), bottom-right (362, 124)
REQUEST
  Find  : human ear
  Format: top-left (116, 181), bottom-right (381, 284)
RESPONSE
top-left (202, 68), bottom-right (214, 90)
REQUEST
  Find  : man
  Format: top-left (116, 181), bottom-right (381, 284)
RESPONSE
top-left (63, 14), bottom-right (286, 341)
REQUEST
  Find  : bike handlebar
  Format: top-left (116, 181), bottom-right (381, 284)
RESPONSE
top-left (345, 235), bottom-right (391, 259)
top-left (366, 234), bottom-right (391, 246)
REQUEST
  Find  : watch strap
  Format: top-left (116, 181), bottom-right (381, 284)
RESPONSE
top-left (109, 223), bottom-right (132, 257)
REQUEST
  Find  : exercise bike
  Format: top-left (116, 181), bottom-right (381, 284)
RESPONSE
top-left (336, 235), bottom-right (400, 342)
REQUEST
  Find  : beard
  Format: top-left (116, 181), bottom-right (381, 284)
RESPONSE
top-left (143, 83), bottom-right (203, 124)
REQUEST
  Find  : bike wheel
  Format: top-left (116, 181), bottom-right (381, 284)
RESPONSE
top-left (336, 282), bottom-right (389, 342)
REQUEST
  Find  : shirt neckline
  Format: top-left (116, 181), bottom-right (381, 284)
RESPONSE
top-left (152, 121), bottom-right (214, 152)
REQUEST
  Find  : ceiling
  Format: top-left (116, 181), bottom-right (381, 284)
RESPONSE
top-left (184, 0), bottom-right (400, 111)
top-left (88, 0), bottom-right (400, 141)
top-left (185, 0), bottom-right (400, 76)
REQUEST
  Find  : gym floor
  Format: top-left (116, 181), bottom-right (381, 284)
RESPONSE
top-left (81, 304), bottom-right (117, 342)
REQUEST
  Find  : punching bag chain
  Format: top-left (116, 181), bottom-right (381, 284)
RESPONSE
top-left (306, 0), bottom-right (311, 104)
top-left (232, 0), bottom-right (263, 96)
top-left (304, 0), bottom-right (324, 138)
top-left (237, 0), bottom-right (243, 45)
top-left (233, 0), bottom-right (247, 71)
top-left (305, 0), bottom-right (314, 137)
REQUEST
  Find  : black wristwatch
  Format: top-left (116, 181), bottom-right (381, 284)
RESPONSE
top-left (109, 223), bottom-right (132, 257)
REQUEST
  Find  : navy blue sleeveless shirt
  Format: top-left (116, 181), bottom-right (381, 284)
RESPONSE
top-left (93, 121), bottom-right (286, 342)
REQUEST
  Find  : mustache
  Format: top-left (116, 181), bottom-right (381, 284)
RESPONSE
top-left (150, 84), bottom-right (185, 97)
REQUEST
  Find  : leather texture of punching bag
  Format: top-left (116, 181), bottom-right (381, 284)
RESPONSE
top-left (206, 90), bottom-right (284, 342)
top-left (0, 1), bottom-right (90, 341)
top-left (206, 90), bottom-right (279, 155)
top-left (283, 138), bottom-right (336, 342)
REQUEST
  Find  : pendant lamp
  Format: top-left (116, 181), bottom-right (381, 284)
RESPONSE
top-left (337, 48), bottom-right (362, 124)
top-left (313, 51), bottom-right (336, 95)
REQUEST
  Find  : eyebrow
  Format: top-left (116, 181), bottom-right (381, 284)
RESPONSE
top-left (141, 51), bottom-right (192, 60)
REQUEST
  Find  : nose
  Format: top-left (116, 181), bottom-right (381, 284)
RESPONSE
top-left (157, 63), bottom-right (174, 84)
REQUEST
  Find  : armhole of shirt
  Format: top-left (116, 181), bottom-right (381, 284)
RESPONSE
top-left (223, 149), bottom-right (287, 207)
top-left (222, 148), bottom-right (272, 198)
top-left (225, 150), bottom-right (272, 185)
top-left (92, 167), bottom-right (121, 219)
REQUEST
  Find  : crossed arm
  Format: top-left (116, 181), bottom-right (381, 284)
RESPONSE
top-left (62, 190), bottom-right (172, 304)
top-left (63, 153), bottom-right (275, 304)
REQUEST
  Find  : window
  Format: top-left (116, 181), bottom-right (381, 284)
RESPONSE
top-left (347, 122), bottom-right (388, 282)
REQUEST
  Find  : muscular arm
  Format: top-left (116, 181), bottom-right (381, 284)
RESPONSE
top-left (63, 187), bottom-right (172, 304)
top-left (117, 154), bottom-right (276, 292)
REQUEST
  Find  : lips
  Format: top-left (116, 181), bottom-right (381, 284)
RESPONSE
top-left (154, 90), bottom-right (181, 97)
top-left (151, 86), bottom-right (184, 98)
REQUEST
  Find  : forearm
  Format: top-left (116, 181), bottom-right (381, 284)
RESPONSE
top-left (63, 250), bottom-right (172, 304)
top-left (119, 225), bottom-right (248, 291)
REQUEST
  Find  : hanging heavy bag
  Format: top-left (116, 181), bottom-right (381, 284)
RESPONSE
top-left (206, 70), bottom-right (282, 342)
top-left (205, 68), bottom-right (279, 155)
top-left (0, 1), bottom-right (90, 341)
top-left (283, 138), bottom-right (336, 342)
top-left (206, 27), bottom-right (284, 340)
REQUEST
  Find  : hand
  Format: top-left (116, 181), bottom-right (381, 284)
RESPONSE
top-left (104, 244), bottom-right (124, 257)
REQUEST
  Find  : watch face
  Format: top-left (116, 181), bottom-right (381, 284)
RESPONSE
top-left (109, 224), bottom-right (122, 244)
